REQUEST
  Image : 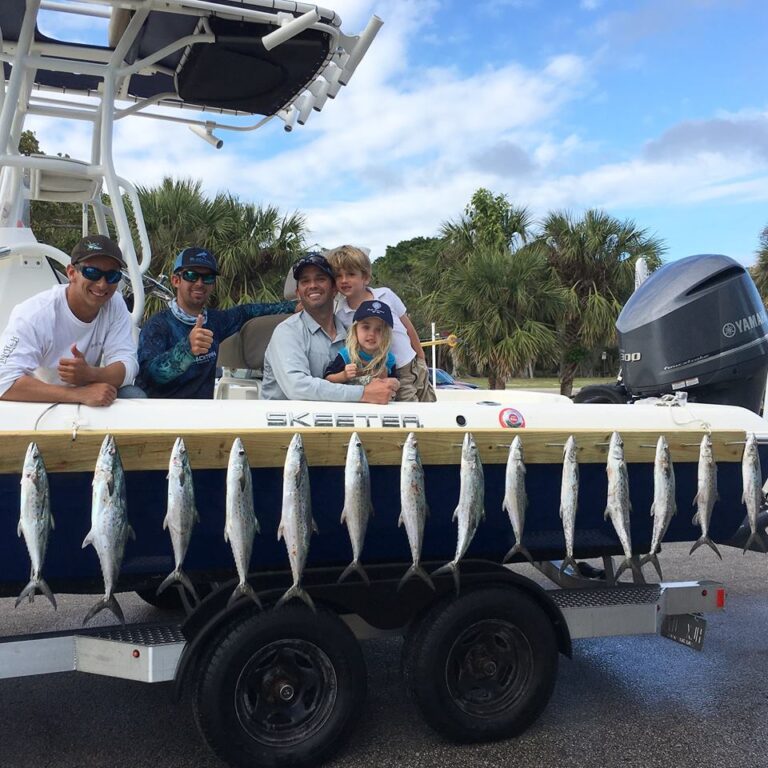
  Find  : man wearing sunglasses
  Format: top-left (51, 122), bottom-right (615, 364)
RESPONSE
top-left (136, 247), bottom-right (296, 398)
top-left (0, 234), bottom-right (141, 407)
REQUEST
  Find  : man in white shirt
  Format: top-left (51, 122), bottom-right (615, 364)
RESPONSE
top-left (0, 235), bottom-right (142, 407)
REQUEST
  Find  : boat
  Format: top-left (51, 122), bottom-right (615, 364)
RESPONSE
top-left (1, 0), bottom-right (767, 602)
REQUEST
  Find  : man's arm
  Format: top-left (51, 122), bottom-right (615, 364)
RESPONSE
top-left (138, 316), bottom-right (196, 386)
top-left (99, 294), bottom-right (139, 385)
top-left (222, 300), bottom-right (297, 338)
top-left (264, 324), bottom-right (364, 401)
top-left (58, 345), bottom-right (126, 388)
top-left (400, 314), bottom-right (426, 359)
top-left (1, 375), bottom-right (117, 406)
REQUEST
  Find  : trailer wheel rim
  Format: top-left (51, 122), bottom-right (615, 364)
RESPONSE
top-left (234, 639), bottom-right (338, 746)
top-left (445, 619), bottom-right (533, 717)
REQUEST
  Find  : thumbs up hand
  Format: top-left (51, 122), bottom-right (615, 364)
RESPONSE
top-left (58, 344), bottom-right (91, 385)
top-left (189, 314), bottom-right (214, 356)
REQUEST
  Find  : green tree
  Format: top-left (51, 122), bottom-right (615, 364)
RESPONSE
top-left (440, 187), bottom-right (533, 263)
top-left (538, 209), bottom-right (665, 396)
top-left (428, 244), bottom-right (567, 388)
top-left (750, 225), bottom-right (768, 303)
top-left (137, 178), bottom-right (306, 316)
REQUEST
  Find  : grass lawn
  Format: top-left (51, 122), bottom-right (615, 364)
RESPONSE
top-left (462, 376), bottom-right (616, 390)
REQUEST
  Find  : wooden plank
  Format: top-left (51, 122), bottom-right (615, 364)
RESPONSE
top-left (0, 428), bottom-right (747, 474)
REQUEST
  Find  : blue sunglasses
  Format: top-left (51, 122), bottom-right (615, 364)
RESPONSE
top-left (75, 264), bottom-right (123, 285)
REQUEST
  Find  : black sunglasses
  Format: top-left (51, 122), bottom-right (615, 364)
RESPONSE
top-left (179, 269), bottom-right (216, 285)
top-left (75, 264), bottom-right (123, 285)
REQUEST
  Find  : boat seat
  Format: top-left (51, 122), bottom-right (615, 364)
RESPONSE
top-left (216, 313), bottom-right (291, 399)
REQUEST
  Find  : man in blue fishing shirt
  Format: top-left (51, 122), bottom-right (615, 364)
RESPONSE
top-left (137, 247), bottom-right (295, 398)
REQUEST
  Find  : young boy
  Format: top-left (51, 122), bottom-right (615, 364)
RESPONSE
top-left (325, 245), bottom-right (436, 402)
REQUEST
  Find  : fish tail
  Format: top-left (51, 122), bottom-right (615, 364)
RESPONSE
top-left (83, 594), bottom-right (125, 626)
top-left (276, 584), bottom-right (316, 613)
top-left (397, 564), bottom-right (435, 592)
top-left (503, 543), bottom-right (534, 564)
top-left (157, 569), bottom-right (200, 605)
top-left (614, 557), bottom-right (633, 580)
top-left (689, 536), bottom-right (722, 560)
top-left (338, 560), bottom-right (370, 586)
top-left (639, 553), bottom-right (663, 580)
top-left (432, 561), bottom-right (460, 594)
top-left (743, 531), bottom-right (768, 554)
top-left (227, 582), bottom-right (263, 610)
top-left (14, 577), bottom-right (57, 611)
top-left (558, 556), bottom-right (579, 575)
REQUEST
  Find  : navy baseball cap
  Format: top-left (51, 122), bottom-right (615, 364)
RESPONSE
top-left (173, 247), bottom-right (219, 274)
top-left (292, 252), bottom-right (335, 281)
top-left (353, 300), bottom-right (393, 327)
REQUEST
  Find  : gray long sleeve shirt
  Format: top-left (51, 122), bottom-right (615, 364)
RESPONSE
top-left (260, 311), bottom-right (364, 401)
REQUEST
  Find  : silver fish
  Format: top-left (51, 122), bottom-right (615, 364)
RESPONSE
top-left (15, 442), bottom-right (56, 610)
top-left (225, 438), bottom-right (262, 609)
top-left (640, 436), bottom-right (677, 579)
top-left (277, 434), bottom-right (317, 611)
top-left (559, 436), bottom-right (579, 575)
top-left (157, 437), bottom-right (200, 605)
top-left (398, 432), bottom-right (433, 590)
top-left (433, 432), bottom-right (485, 593)
top-left (741, 432), bottom-right (767, 553)
top-left (82, 435), bottom-right (134, 625)
top-left (604, 432), bottom-right (639, 580)
top-left (690, 434), bottom-right (721, 559)
top-left (338, 433), bottom-right (373, 585)
top-left (503, 435), bottom-right (532, 563)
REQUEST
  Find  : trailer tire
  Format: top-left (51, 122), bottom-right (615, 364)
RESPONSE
top-left (402, 586), bottom-right (558, 742)
top-left (193, 605), bottom-right (366, 768)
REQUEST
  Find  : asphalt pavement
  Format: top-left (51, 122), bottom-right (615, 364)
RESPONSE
top-left (1, 542), bottom-right (767, 768)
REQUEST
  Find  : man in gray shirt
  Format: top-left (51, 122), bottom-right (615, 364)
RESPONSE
top-left (261, 253), bottom-right (399, 403)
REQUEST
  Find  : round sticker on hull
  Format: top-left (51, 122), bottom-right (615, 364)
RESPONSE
top-left (498, 407), bottom-right (525, 428)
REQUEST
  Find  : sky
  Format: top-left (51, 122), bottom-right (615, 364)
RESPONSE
top-left (29, 0), bottom-right (768, 265)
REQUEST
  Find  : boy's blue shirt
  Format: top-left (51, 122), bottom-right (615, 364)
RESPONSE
top-left (137, 301), bottom-right (294, 398)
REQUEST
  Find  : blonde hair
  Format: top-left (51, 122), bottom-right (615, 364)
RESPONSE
top-left (325, 245), bottom-right (372, 278)
top-left (346, 319), bottom-right (393, 377)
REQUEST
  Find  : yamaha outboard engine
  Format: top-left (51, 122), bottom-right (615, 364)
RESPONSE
top-left (617, 254), bottom-right (768, 413)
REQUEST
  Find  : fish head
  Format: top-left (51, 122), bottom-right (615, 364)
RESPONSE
top-left (563, 435), bottom-right (577, 461)
top-left (700, 434), bottom-right (713, 457)
top-left (744, 432), bottom-right (759, 459)
top-left (462, 432), bottom-right (477, 459)
top-left (511, 435), bottom-right (524, 460)
top-left (403, 432), bottom-right (421, 464)
top-left (655, 435), bottom-right (671, 468)
top-left (21, 441), bottom-right (46, 489)
top-left (94, 434), bottom-right (121, 476)
top-left (608, 432), bottom-right (624, 460)
top-left (172, 436), bottom-right (187, 458)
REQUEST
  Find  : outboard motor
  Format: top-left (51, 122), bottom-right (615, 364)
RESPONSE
top-left (616, 254), bottom-right (768, 413)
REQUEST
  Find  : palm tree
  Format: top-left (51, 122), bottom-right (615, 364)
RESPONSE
top-left (429, 244), bottom-right (567, 389)
top-left (538, 209), bottom-right (665, 396)
top-left (136, 178), bottom-right (306, 315)
top-left (750, 225), bottom-right (768, 303)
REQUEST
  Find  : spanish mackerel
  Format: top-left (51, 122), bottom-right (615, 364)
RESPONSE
top-left (640, 435), bottom-right (677, 579)
top-left (225, 438), bottom-right (262, 608)
top-left (502, 435), bottom-right (532, 563)
top-left (339, 432), bottom-right (373, 585)
top-left (16, 442), bottom-right (56, 610)
top-left (559, 436), bottom-right (579, 575)
top-left (433, 432), bottom-right (485, 593)
top-left (604, 432), bottom-right (640, 580)
top-left (690, 434), bottom-right (721, 559)
top-left (741, 432), bottom-right (767, 553)
top-left (398, 432), bottom-right (433, 590)
top-left (82, 435), bottom-right (134, 625)
top-left (277, 434), bottom-right (317, 611)
top-left (157, 437), bottom-right (200, 605)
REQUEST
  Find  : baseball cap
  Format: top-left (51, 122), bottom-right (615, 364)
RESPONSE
top-left (173, 247), bottom-right (219, 275)
top-left (292, 252), bottom-right (335, 281)
top-left (71, 235), bottom-right (126, 268)
top-left (353, 300), bottom-right (394, 327)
